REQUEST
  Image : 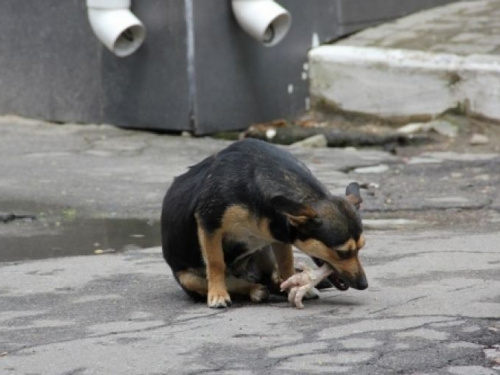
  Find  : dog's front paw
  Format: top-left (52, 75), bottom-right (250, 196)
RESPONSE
top-left (268, 269), bottom-right (283, 294)
top-left (208, 290), bottom-right (232, 308)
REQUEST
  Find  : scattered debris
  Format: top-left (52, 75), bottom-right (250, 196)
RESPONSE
top-left (397, 120), bottom-right (458, 138)
top-left (353, 164), bottom-right (389, 174)
top-left (397, 122), bottom-right (432, 134)
top-left (469, 133), bottom-right (489, 145)
top-left (290, 134), bottom-right (328, 148)
top-left (0, 213), bottom-right (36, 223)
top-left (296, 119), bottom-right (329, 128)
top-left (360, 182), bottom-right (380, 190)
top-left (265, 128), bottom-right (277, 140)
top-left (359, 182), bottom-right (379, 197)
top-left (363, 219), bottom-right (422, 230)
top-left (244, 124), bottom-right (429, 148)
top-left (94, 249), bottom-right (116, 255)
top-left (407, 156), bottom-right (442, 165)
top-left (430, 120), bottom-right (458, 138)
top-left (251, 118), bottom-right (288, 131)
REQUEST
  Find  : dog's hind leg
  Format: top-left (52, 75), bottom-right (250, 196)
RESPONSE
top-left (226, 276), bottom-right (270, 303)
top-left (177, 270), bottom-right (269, 303)
top-left (176, 269), bottom-right (209, 300)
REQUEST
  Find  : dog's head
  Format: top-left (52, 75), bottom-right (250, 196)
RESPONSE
top-left (272, 182), bottom-right (367, 291)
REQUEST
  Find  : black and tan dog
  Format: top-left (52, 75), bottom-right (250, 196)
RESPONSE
top-left (162, 138), bottom-right (367, 308)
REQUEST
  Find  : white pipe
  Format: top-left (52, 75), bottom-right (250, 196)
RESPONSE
top-left (86, 0), bottom-right (146, 57)
top-left (231, 0), bottom-right (291, 47)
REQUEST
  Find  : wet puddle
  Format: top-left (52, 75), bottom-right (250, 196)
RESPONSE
top-left (0, 202), bottom-right (161, 262)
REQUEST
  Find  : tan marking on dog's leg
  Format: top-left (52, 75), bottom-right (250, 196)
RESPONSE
top-left (177, 271), bottom-right (268, 303)
top-left (272, 243), bottom-right (295, 282)
top-left (177, 270), bottom-right (208, 296)
top-left (196, 224), bottom-right (231, 308)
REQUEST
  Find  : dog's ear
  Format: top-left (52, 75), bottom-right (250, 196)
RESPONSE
top-left (345, 182), bottom-right (363, 210)
top-left (270, 196), bottom-right (318, 227)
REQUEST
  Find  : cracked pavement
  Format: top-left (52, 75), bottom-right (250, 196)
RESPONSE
top-left (0, 117), bottom-right (499, 374)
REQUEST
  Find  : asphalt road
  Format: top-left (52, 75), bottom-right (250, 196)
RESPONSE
top-left (1, 118), bottom-right (499, 374)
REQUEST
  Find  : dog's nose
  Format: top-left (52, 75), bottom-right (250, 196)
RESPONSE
top-left (354, 274), bottom-right (368, 290)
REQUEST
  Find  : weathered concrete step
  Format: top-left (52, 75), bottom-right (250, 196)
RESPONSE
top-left (308, 0), bottom-right (500, 123)
top-left (309, 45), bottom-right (500, 122)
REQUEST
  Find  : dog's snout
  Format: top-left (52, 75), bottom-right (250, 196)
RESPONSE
top-left (342, 271), bottom-right (368, 290)
top-left (354, 274), bottom-right (368, 290)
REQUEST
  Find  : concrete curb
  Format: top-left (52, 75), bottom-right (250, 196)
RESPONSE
top-left (309, 45), bottom-right (500, 121)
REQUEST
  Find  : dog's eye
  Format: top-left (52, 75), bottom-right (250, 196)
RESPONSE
top-left (336, 250), bottom-right (352, 260)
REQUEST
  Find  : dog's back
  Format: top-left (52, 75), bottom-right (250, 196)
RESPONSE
top-left (162, 138), bottom-right (328, 256)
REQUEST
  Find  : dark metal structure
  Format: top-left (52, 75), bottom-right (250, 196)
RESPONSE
top-left (0, 0), bottom-right (454, 134)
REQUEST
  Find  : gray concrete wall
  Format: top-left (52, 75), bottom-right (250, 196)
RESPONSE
top-left (0, 0), bottom-right (191, 131)
top-left (0, 0), bottom-right (456, 134)
top-left (190, 0), bottom-right (340, 133)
